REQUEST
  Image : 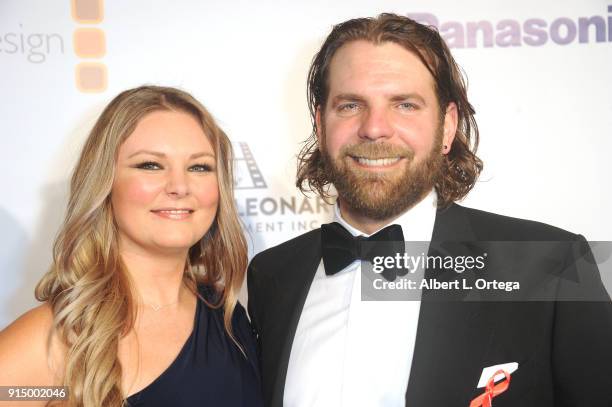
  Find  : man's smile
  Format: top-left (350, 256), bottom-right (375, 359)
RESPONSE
top-left (349, 155), bottom-right (404, 169)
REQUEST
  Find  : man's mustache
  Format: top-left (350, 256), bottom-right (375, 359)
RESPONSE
top-left (339, 143), bottom-right (415, 160)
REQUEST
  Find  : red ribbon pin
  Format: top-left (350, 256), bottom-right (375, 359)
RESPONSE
top-left (469, 369), bottom-right (511, 407)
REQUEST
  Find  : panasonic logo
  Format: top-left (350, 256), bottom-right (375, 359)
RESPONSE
top-left (407, 5), bottom-right (612, 48)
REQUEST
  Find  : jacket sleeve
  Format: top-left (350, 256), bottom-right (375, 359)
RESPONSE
top-left (552, 236), bottom-right (612, 406)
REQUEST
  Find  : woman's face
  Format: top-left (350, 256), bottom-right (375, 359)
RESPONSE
top-left (111, 110), bottom-right (219, 256)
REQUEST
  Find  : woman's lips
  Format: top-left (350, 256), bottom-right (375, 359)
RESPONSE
top-left (150, 208), bottom-right (194, 220)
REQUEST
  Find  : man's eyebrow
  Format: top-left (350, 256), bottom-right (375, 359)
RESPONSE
top-left (127, 150), bottom-right (215, 159)
top-left (330, 93), bottom-right (366, 104)
top-left (330, 93), bottom-right (428, 106)
top-left (389, 93), bottom-right (427, 106)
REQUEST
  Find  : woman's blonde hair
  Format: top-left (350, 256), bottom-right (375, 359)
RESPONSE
top-left (35, 85), bottom-right (247, 406)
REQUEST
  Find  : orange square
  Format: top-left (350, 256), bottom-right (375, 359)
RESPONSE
top-left (71, 0), bottom-right (104, 24)
top-left (75, 63), bottom-right (107, 93)
top-left (74, 28), bottom-right (106, 58)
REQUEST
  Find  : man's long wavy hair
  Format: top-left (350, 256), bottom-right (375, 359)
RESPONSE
top-left (35, 86), bottom-right (247, 406)
top-left (297, 13), bottom-right (483, 208)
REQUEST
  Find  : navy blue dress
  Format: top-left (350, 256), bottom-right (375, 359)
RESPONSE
top-left (125, 286), bottom-right (263, 406)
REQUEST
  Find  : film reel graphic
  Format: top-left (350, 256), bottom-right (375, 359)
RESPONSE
top-left (234, 142), bottom-right (267, 190)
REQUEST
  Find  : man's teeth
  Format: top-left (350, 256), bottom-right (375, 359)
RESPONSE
top-left (355, 157), bottom-right (401, 166)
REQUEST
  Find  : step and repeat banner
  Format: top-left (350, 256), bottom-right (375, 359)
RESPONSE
top-left (1, 0), bottom-right (611, 327)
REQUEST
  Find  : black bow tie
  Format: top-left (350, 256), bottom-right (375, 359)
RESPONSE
top-left (321, 222), bottom-right (405, 281)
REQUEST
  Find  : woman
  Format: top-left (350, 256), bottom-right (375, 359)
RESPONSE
top-left (0, 86), bottom-right (263, 406)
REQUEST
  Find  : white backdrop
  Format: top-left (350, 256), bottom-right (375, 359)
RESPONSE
top-left (1, 0), bottom-right (611, 328)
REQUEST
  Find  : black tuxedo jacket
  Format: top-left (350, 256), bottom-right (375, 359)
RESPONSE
top-left (247, 204), bottom-right (612, 406)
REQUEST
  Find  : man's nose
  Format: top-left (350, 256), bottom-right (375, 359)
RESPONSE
top-left (357, 107), bottom-right (394, 141)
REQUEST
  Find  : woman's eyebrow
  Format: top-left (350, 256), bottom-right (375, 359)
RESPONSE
top-left (127, 150), bottom-right (215, 159)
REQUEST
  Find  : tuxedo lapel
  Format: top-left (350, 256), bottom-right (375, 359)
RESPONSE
top-left (406, 204), bottom-right (492, 405)
top-left (268, 230), bottom-right (322, 407)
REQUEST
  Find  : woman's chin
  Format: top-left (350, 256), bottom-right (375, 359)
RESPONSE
top-left (150, 237), bottom-right (200, 254)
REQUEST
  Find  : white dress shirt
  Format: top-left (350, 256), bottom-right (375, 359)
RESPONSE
top-left (284, 190), bottom-right (438, 407)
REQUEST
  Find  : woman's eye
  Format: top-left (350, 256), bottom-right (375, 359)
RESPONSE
top-left (135, 161), bottom-right (162, 170)
top-left (189, 164), bottom-right (214, 172)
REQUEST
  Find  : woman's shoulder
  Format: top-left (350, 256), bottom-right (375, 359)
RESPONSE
top-left (0, 303), bottom-right (54, 359)
top-left (196, 285), bottom-right (252, 340)
top-left (197, 283), bottom-right (222, 304)
top-left (0, 303), bottom-right (64, 386)
top-left (197, 284), bottom-right (247, 316)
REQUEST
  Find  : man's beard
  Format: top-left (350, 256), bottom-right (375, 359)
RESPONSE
top-left (321, 130), bottom-right (444, 221)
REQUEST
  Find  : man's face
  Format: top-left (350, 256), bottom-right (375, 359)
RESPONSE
top-left (317, 40), bottom-right (457, 220)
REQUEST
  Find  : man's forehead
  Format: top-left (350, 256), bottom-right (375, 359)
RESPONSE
top-left (326, 40), bottom-right (436, 96)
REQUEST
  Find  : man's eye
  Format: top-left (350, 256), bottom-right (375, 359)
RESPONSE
top-left (136, 161), bottom-right (162, 170)
top-left (189, 164), bottom-right (214, 172)
top-left (338, 103), bottom-right (360, 112)
top-left (398, 102), bottom-right (417, 110)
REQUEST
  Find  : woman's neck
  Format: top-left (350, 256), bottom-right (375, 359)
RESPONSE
top-left (120, 247), bottom-right (189, 309)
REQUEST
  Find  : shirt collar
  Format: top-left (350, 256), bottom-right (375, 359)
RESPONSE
top-left (333, 189), bottom-right (438, 242)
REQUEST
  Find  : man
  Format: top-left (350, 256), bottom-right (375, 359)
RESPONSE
top-left (247, 13), bottom-right (612, 407)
